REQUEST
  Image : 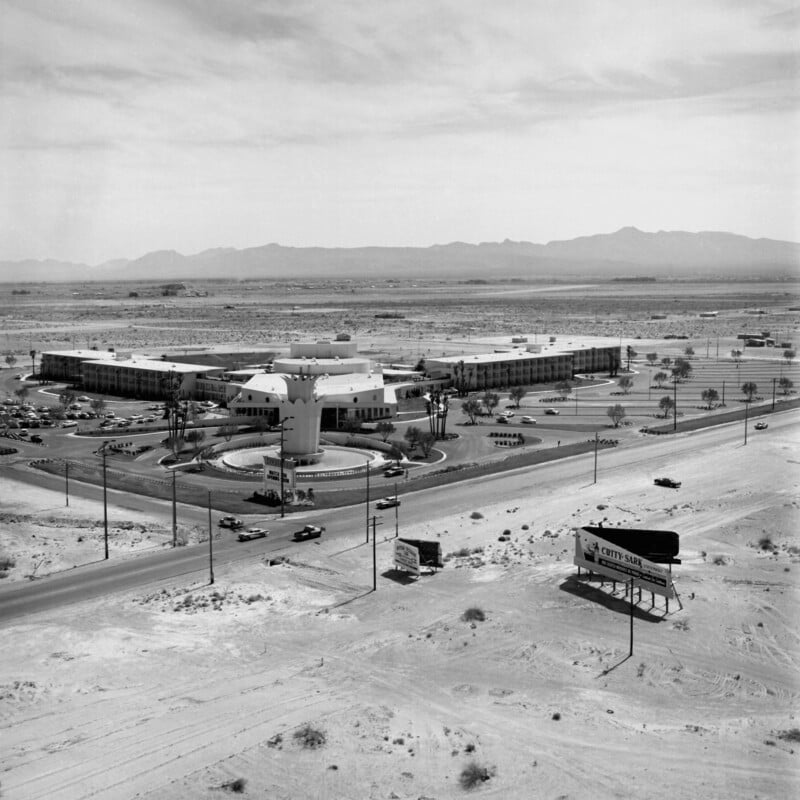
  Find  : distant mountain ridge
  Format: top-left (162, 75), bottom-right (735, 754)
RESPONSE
top-left (1, 227), bottom-right (798, 283)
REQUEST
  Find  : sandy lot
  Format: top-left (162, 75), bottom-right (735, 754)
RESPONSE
top-left (2, 416), bottom-right (798, 799)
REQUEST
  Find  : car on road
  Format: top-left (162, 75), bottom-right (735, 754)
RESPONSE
top-left (237, 527), bottom-right (268, 541)
top-left (218, 516), bottom-right (243, 529)
top-left (498, 410), bottom-right (514, 418)
top-left (754, 421), bottom-right (768, 430)
top-left (376, 497), bottom-right (401, 509)
top-left (77, 395), bottom-right (90, 402)
top-left (654, 477), bottom-right (681, 488)
top-left (544, 408), bottom-right (560, 415)
top-left (61, 420), bottom-right (77, 428)
top-left (19, 428), bottom-right (28, 436)
top-left (384, 466), bottom-right (405, 477)
top-left (520, 416), bottom-right (537, 424)
top-left (496, 416), bottom-right (509, 423)
top-left (293, 524), bottom-right (325, 541)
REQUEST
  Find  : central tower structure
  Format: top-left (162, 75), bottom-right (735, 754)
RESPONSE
top-left (280, 372), bottom-right (324, 465)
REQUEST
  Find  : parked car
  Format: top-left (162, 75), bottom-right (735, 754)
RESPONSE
top-left (654, 477), bottom-right (681, 488)
top-left (293, 524), bottom-right (325, 541)
top-left (218, 516), bottom-right (243, 529)
top-left (384, 466), bottom-right (405, 478)
top-left (520, 416), bottom-right (537, 424)
top-left (30, 434), bottom-right (43, 444)
top-left (496, 416), bottom-right (509, 423)
top-left (754, 421), bottom-right (768, 430)
top-left (61, 420), bottom-right (78, 428)
top-left (77, 395), bottom-right (90, 402)
top-left (376, 497), bottom-right (401, 509)
top-left (237, 528), bottom-right (268, 541)
top-left (499, 410), bottom-right (514, 418)
top-left (544, 408), bottom-right (560, 415)
top-left (19, 428), bottom-right (28, 436)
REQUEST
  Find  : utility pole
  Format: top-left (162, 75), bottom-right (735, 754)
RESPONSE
top-left (365, 458), bottom-right (371, 542)
top-left (673, 378), bottom-right (678, 432)
top-left (744, 400), bottom-right (749, 446)
top-left (100, 440), bottom-right (116, 560)
top-left (171, 469), bottom-right (177, 547)
top-left (772, 377), bottom-right (776, 411)
top-left (65, 461), bottom-right (69, 507)
top-left (593, 431), bottom-right (599, 484)
top-left (722, 379), bottom-right (725, 406)
top-left (394, 482), bottom-right (399, 538)
top-left (208, 491), bottom-right (214, 585)
top-left (371, 515), bottom-right (384, 591)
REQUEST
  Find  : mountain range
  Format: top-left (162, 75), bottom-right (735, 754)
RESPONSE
top-left (1, 227), bottom-right (798, 283)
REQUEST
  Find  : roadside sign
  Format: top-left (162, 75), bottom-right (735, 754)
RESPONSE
top-left (395, 540), bottom-right (420, 576)
top-left (574, 528), bottom-right (674, 599)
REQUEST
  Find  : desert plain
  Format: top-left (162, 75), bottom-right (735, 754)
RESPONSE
top-left (1, 277), bottom-right (799, 799)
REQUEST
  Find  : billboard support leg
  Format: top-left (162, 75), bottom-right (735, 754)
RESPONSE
top-left (629, 578), bottom-right (634, 657)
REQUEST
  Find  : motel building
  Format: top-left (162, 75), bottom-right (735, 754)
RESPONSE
top-left (80, 357), bottom-right (224, 399)
top-left (424, 339), bottom-right (621, 391)
top-left (228, 340), bottom-right (397, 429)
top-left (39, 349), bottom-right (117, 383)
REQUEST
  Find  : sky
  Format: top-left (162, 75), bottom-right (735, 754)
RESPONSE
top-left (1, 0), bottom-right (798, 264)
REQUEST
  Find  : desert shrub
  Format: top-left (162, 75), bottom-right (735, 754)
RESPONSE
top-left (0, 553), bottom-right (16, 571)
top-left (294, 723), bottom-right (326, 749)
top-left (502, 529), bottom-right (511, 536)
top-left (521, 524), bottom-right (529, 530)
top-left (461, 607), bottom-right (486, 622)
top-left (758, 536), bottom-right (774, 551)
top-left (459, 762), bottom-right (492, 789)
top-left (777, 728), bottom-right (800, 742)
top-left (221, 777), bottom-right (247, 793)
top-left (551, 712), bottom-right (561, 721)
top-left (464, 742), bottom-right (476, 752)
top-left (470, 511), bottom-right (483, 519)
top-left (450, 547), bottom-right (472, 558)
top-left (712, 555), bottom-right (728, 566)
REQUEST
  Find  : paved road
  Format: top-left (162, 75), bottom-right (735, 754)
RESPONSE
top-left (2, 408), bottom-right (796, 622)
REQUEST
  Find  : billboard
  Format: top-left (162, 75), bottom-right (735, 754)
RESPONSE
top-left (581, 526), bottom-right (680, 563)
top-left (394, 539), bottom-right (419, 575)
top-left (574, 528), bottom-right (674, 599)
top-left (394, 540), bottom-right (420, 576)
top-left (398, 538), bottom-right (444, 569)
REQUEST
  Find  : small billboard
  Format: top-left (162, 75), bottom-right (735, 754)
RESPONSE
top-left (395, 540), bottom-right (420, 576)
top-left (574, 528), bottom-right (674, 599)
top-left (398, 538), bottom-right (443, 569)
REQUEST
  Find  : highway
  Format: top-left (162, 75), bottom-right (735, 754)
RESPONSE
top-left (2, 407), bottom-right (796, 622)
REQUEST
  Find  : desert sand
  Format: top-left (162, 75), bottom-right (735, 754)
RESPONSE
top-left (2, 414), bottom-right (798, 799)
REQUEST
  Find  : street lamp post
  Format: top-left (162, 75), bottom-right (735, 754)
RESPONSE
top-left (171, 469), bottom-right (177, 547)
top-left (278, 415), bottom-right (294, 518)
top-left (100, 440), bottom-right (116, 560)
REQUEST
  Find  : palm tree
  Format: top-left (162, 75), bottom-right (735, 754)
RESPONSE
top-left (741, 382), bottom-right (758, 402)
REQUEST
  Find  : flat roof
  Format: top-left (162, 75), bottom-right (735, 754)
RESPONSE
top-left (83, 357), bottom-right (221, 374)
top-left (42, 349), bottom-right (117, 359)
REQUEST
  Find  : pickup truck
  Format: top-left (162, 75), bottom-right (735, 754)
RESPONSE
top-left (293, 524), bottom-right (325, 541)
top-left (218, 516), bottom-right (243, 529)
